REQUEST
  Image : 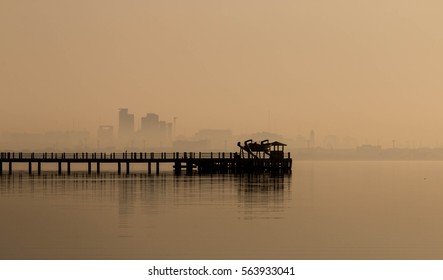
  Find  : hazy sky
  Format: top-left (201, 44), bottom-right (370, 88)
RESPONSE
top-left (1, 1), bottom-right (443, 147)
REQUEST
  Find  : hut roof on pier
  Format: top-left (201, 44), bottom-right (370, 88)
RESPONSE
top-left (271, 141), bottom-right (287, 146)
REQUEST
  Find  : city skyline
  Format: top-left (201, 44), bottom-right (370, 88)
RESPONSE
top-left (2, 104), bottom-right (443, 150)
top-left (1, 105), bottom-right (443, 151)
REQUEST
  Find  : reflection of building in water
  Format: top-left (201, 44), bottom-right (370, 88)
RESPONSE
top-left (117, 177), bottom-right (137, 228)
top-left (0, 173), bottom-right (126, 200)
top-left (237, 174), bottom-right (289, 191)
top-left (117, 174), bottom-right (169, 229)
top-left (138, 175), bottom-right (168, 213)
top-left (294, 164), bottom-right (315, 208)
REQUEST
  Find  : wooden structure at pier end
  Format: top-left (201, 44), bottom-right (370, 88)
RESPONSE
top-left (0, 140), bottom-right (291, 176)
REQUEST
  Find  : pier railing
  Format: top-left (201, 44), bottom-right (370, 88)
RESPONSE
top-left (0, 152), bottom-right (291, 161)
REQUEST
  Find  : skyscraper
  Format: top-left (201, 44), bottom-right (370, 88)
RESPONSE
top-left (141, 113), bottom-right (159, 134)
top-left (118, 108), bottom-right (134, 140)
top-left (140, 113), bottom-right (173, 147)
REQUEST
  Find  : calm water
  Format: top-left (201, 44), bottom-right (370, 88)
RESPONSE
top-left (1, 160), bottom-right (443, 259)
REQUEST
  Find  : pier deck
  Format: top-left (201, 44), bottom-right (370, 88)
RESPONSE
top-left (0, 152), bottom-right (292, 175)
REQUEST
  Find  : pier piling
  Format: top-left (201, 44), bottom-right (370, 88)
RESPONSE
top-left (174, 161), bottom-right (181, 175)
top-left (186, 161), bottom-right (193, 175)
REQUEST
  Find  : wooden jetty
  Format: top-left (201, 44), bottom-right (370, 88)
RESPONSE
top-left (0, 140), bottom-right (292, 176)
top-left (0, 151), bottom-right (292, 176)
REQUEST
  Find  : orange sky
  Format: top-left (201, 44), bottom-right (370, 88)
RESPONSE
top-left (1, 1), bottom-right (443, 147)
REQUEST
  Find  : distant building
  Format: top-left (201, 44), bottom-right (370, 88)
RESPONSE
top-left (118, 108), bottom-right (134, 140)
top-left (159, 121), bottom-right (167, 140)
top-left (1, 130), bottom-right (90, 151)
top-left (46, 130), bottom-right (90, 150)
top-left (309, 130), bottom-right (315, 148)
top-left (323, 135), bottom-right (339, 149)
top-left (357, 144), bottom-right (382, 153)
top-left (249, 131), bottom-right (283, 142)
top-left (355, 144), bottom-right (383, 158)
top-left (141, 113), bottom-right (159, 134)
top-left (295, 135), bottom-right (308, 148)
top-left (173, 139), bottom-right (210, 151)
top-left (167, 122), bottom-right (173, 142)
top-left (194, 129), bottom-right (232, 150)
top-left (98, 125), bottom-right (114, 149)
top-left (139, 113), bottom-right (172, 148)
top-left (342, 136), bottom-right (357, 149)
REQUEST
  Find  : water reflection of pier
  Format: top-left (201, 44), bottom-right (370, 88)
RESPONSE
top-left (0, 173), bottom-right (292, 222)
top-left (236, 174), bottom-right (291, 220)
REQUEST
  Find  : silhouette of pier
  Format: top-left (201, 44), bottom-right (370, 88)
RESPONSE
top-left (0, 152), bottom-right (292, 176)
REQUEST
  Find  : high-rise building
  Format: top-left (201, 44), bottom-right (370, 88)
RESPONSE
top-left (139, 113), bottom-right (173, 147)
top-left (118, 108), bottom-right (134, 140)
top-left (141, 113), bottom-right (159, 134)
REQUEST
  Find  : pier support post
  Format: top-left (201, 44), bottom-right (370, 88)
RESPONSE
top-left (0, 161), bottom-right (2, 175)
top-left (97, 162), bottom-right (100, 174)
top-left (28, 162), bottom-right (32, 175)
top-left (186, 161), bottom-right (193, 175)
top-left (88, 162), bottom-right (92, 175)
top-left (174, 161), bottom-right (181, 175)
top-left (9, 162), bottom-right (12, 175)
top-left (38, 162), bottom-right (41, 175)
top-left (118, 162), bottom-right (121, 174)
top-left (148, 162), bottom-right (151, 175)
top-left (156, 162), bottom-right (160, 175)
top-left (58, 162), bottom-right (62, 175)
top-left (126, 162), bottom-right (130, 175)
top-left (67, 162), bottom-right (71, 175)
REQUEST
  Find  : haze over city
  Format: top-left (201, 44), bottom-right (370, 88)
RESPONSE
top-left (6, 0), bottom-right (443, 268)
top-left (2, 1), bottom-right (443, 148)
